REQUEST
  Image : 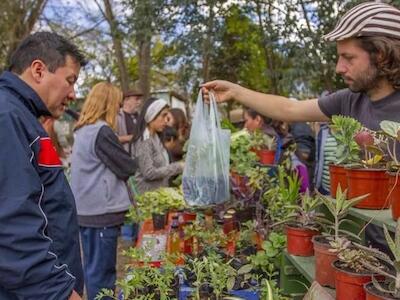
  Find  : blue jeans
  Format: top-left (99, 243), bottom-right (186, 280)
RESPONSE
top-left (80, 226), bottom-right (119, 300)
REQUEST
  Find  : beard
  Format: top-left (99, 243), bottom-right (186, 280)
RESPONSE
top-left (344, 63), bottom-right (380, 93)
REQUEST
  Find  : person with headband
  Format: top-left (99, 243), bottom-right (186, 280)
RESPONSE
top-left (71, 82), bottom-right (138, 300)
top-left (132, 97), bottom-right (184, 194)
top-left (202, 1), bottom-right (400, 254)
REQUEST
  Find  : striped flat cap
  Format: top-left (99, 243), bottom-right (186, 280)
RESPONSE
top-left (323, 1), bottom-right (400, 41)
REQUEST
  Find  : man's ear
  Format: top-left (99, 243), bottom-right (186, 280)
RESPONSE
top-left (255, 115), bottom-right (263, 126)
top-left (30, 59), bottom-right (46, 83)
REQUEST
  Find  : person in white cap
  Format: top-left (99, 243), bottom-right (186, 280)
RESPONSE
top-left (132, 97), bottom-right (184, 194)
top-left (202, 1), bottom-right (400, 254)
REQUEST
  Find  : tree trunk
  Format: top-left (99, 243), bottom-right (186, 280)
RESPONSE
top-left (103, 0), bottom-right (130, 92)
top-left (138, 37), bottom-right (151, 100)
top-left (3, 0), bottom-right (48, 68)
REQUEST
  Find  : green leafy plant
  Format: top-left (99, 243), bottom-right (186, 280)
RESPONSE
top-left (262, 166), bottom-right (301, 223)
top-left (96, 246), bottom-right (178, 300)
top-left (230, 129), bottom-right (258, 175)
top-left (250, 129), bottom-right (277, 151)
top-left (318, 185), bottom-right (368, 243)
top-left (330, 115), bottom-right (362, 164)
top-left (380, 120), bottom-right (400, 170)
top-left (275, 192), bottom-right (324, 231)
top-left (354, 220), bottom-right (400, 298)
top-left (249, 231), bottom-right (286, 275)
top-left (126, 187), bottom-right (186, 223)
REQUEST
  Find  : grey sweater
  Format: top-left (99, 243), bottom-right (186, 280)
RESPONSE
top-left (71, 121), bottom-right (137, 226)
top-left (133, 133), bottom-right (183, 194)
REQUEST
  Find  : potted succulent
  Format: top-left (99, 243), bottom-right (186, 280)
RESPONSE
top-left (357, 220), bottom-right (400, 299)
top-left (250, 129), bottom-right (277, 165)
top-left (312, 186), bottom-right (368, 288)
top-left (329, 115), bottom-right (362, 197)
top-left (380, 120), bottom-right (400, 220)
top-left (279, 193), bottom-right (324, 256)
top-left (331, 238), bottom-right (385, 300)
top-left (346, 128), bottom-right (389, 209)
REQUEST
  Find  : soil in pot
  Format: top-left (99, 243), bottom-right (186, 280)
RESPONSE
top-left (388, 171), bottom-right (400, 220)
top-left (152, 213), bottom-right (167, 231)
top-left (312, 235), bottom-right (337, 288)
top-left (329, 164), bottom-right (347, 198)
top-left (365, 281), bottom-right (396, 300)
top-left (333, 260), bottom-right (380, 300)
top-left (346, 168), bottom-right (389, 209)
top-left (286, 223), bottom-right (319, 256)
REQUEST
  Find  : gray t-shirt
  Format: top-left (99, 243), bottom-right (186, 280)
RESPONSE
top-left (318, 88), bottom-right (400, 130)
top-left (318, 88), bottom-right (400, 254)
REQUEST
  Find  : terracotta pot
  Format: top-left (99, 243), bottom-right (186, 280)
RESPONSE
top-left (256, 149), bottom-right (275, 165)
top-left (388, 172), bottom-right (400, 220)
top-left (329, 164), bottom-right (348, 197)
top-left (346, 168), bottom-right (389, 209)
top-left (333, 260), bottom-right (377, 300)
top-left (312, 235), bottom-right (337, 288)
top-left (364, 281), bottom-right (395, 300)
top-left (286, 225), bottom-right (319, 256)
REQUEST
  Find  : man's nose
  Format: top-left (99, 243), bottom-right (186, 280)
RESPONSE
top-left (68, 89), bottom-right (76, 101)
top-left (336, 58), bottom-right (346, 74)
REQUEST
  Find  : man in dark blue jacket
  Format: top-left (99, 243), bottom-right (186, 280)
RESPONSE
top-left (0, 32), bottom-right (86, 299)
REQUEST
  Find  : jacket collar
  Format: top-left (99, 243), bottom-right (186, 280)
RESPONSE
top-left (0, 71), bottom-right (51, 117)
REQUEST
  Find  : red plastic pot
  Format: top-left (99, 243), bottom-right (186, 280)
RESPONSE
top-left (312, 235), bottom-right (337, 288)
top-left (329, 164), bottom-right (348, 197)
top-left (286, 225), bottom-right (319, 256)
top-left (346, 168), bottom-right (389, 209)
top-left (333, 260), bottom-right (378, 300)
top-left (388, 172), bottom-right (400, 220)
top-left (364, 281), bottom-right (394, 300)
top-left (256, 149), bottom-right (275, 165)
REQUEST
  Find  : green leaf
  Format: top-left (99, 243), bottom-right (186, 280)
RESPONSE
top-left (237, 264), bottom-right (253, 275)
top-left (380, 120), bottom-right (400, 138)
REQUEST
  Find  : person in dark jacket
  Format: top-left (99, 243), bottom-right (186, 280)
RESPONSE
top-left (0, 32), bottom-right (86, 299)
top-left (71, 82), bottom-right (138, 300)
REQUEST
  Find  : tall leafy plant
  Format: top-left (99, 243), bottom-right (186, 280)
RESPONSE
top-left (330, 115), bottom-right (362, 165)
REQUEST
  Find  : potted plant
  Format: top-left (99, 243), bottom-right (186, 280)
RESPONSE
top-left (380, 120), bottom-right (400, 220)
top-left (230, 130), bottom-right (259, 195)
top-left (126, 187), bottom-right (186, 231)
top-left (346, 128), bottom-right (389, 209)
top-left (329, 115), bottom-right (362, 197)
top-left (331, 238), bottom-right (385, 300)
top-left (356, 220), bottom-right (400, 299)
top-left (280, 193), bottom-right (324, 256)
top-left (250, 129), bottom-right (277, 165)
top-left (312, 186), bottom-right (368, 288)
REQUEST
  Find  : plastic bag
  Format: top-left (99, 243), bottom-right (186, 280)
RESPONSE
top-left (182, 91), bottom-right (230, 206)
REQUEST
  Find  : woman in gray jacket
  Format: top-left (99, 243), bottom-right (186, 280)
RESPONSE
top-left (71, 82), bottom-right (137, 300)
top-left (132, 97), bottom-right (184, 194)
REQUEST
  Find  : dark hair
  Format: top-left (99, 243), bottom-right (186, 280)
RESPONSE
top-left (9, 31), bottom-right (87, 74)
top-left (357, 36), bottom-right (400, 90)
top-left (133, 97), bottom-right (169, 143)
top-left (161, 126), bottom-right (178, 143)
top-left (169, 108), bottom-right (187, 130)
top-left (244, 108), bottom-right (272, 125)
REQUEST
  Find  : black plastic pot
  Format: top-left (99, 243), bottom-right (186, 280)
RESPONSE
top-left (152, 213), bottom-right (167, 230)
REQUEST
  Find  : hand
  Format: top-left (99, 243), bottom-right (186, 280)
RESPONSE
top-left (68, 290), bottom-right (82, 300)
top-left (201, 80), bottom-right (239, 103)
top-left (179, 161), bottom-right (185, 170)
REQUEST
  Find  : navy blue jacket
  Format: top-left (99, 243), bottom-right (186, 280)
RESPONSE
top-left (0, 72), bottom-right (83, 299)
